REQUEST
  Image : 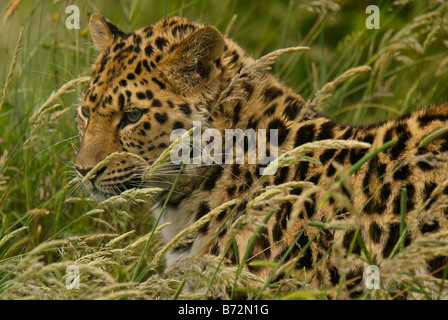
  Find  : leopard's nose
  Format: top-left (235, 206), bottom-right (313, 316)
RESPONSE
top-left (76, 166), bottom-right (107, 180)
top-left (75, 166), bottom-right (93, 178)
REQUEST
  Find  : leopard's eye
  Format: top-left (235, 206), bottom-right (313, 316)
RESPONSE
top-left (81, 107), bottom-right (90, 118)
top-left (124, 109), bottom-right (144, 124)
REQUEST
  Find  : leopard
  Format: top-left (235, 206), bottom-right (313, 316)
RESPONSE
top-left (75, 13), bottom-right (448, 298)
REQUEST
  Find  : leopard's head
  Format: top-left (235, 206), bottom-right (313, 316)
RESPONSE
top-left (75, 13), bottom-right (229, 200)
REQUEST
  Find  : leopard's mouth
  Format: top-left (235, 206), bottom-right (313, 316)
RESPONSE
top-left (84, 179), bottom-right (145, 201)
top-left (76, 166), bottom-right (146, 201)
top-left (76, 162), bottom-right (202, 203)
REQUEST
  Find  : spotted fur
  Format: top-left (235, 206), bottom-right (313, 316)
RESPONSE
top-left (75, 13), bottom-right (448, 297)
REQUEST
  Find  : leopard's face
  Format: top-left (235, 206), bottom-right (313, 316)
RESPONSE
top-left (75, 14), bottom-right (225, 200)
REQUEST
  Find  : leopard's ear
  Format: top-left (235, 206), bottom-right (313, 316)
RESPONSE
top-left (89, 13), bottom-right (125, 51)
top-left (163, 26), bottom-right (225, 90)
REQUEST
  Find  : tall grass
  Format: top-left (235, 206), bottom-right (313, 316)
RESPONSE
top-left (1, 0), bottom-right (448, 299)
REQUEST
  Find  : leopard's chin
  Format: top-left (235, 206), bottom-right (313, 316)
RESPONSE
top-left (90, 190), bottom-right (114, 202)
top-left (79, 179), bottom-right (113, 202)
